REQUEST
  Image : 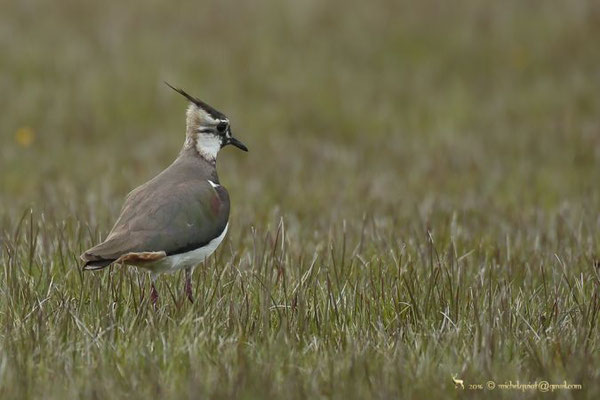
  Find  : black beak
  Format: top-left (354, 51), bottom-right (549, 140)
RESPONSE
top-left (225, 136), bottom-right (248, 152)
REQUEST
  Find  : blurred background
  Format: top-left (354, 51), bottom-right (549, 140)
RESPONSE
top-left (1, 0), bottom-right (599, 233)
top-left (2, 1), bottom-right (600, 398)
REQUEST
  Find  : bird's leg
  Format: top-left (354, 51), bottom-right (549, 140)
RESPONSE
top-left (150, 282), bottom-right (159, 308)
top-left (185, 268), bottom-right (194, 303)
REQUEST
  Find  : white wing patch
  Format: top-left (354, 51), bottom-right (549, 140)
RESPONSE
top-left (208, 180), bottom-right (219, 188)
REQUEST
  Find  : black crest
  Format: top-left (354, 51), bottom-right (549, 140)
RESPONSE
top-left (164, 82), bottom-right (226, 120)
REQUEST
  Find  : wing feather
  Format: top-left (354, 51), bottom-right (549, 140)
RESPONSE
top-left (81, 158), bottom-right (229, 269)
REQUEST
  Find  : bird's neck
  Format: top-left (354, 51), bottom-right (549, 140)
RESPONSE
top-left (177, 146), bottom-right (220, 182)
top-left (182, 132), bottom-right (220, 166)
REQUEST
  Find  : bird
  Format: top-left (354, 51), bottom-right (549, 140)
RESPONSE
top-left (81, 83), bottom-right (248, 305)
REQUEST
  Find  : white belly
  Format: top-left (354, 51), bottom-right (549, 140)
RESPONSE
top-left (150, 223), bottom-right (229, 274)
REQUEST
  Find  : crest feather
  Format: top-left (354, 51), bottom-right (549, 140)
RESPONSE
top-left (164, 82), bottom-right (226, 120)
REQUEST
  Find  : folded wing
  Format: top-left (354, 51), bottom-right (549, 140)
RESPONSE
top-left (81, 178), bottom-right (229, 269)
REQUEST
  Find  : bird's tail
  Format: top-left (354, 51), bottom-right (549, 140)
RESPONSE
top-left (81, 248), bottom-right (115, 271)
top-left (82, 258), bottom-right (114, 271)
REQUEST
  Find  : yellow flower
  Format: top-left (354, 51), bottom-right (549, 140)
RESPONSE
top-left (15, 126), bottom-right (35, 147)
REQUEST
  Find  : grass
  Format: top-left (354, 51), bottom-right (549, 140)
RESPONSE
top-left (1, 0), bottom-right (600, 398)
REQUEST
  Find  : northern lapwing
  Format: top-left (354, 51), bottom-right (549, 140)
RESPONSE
top-left (81, 83), bottom-right (247, 304)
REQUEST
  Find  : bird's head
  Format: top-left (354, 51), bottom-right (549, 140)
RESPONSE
top-left (166, 83), bottom-right (248, 163)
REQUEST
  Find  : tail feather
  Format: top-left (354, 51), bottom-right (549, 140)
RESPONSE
top-left (81, 235), bottom-right (132, 271)
top-left (82, 258), bottom-right (114, 271)
top-left (81, 249), bottom-right (115, 271)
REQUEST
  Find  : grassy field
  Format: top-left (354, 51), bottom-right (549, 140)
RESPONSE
top-left (1, 0), bottom-right (600, 398)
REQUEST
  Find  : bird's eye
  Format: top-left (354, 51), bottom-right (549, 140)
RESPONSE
top-left (217, 122), bottom-right (228, 133)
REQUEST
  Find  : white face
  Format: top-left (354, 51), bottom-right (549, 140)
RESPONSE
top-left (195, 132), bottom-right (222, 160)
top-left (186, 104), bottom-right (230, 162)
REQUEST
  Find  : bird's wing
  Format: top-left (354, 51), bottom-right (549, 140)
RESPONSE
top-left (81, 178), bottom-right (229, 268)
